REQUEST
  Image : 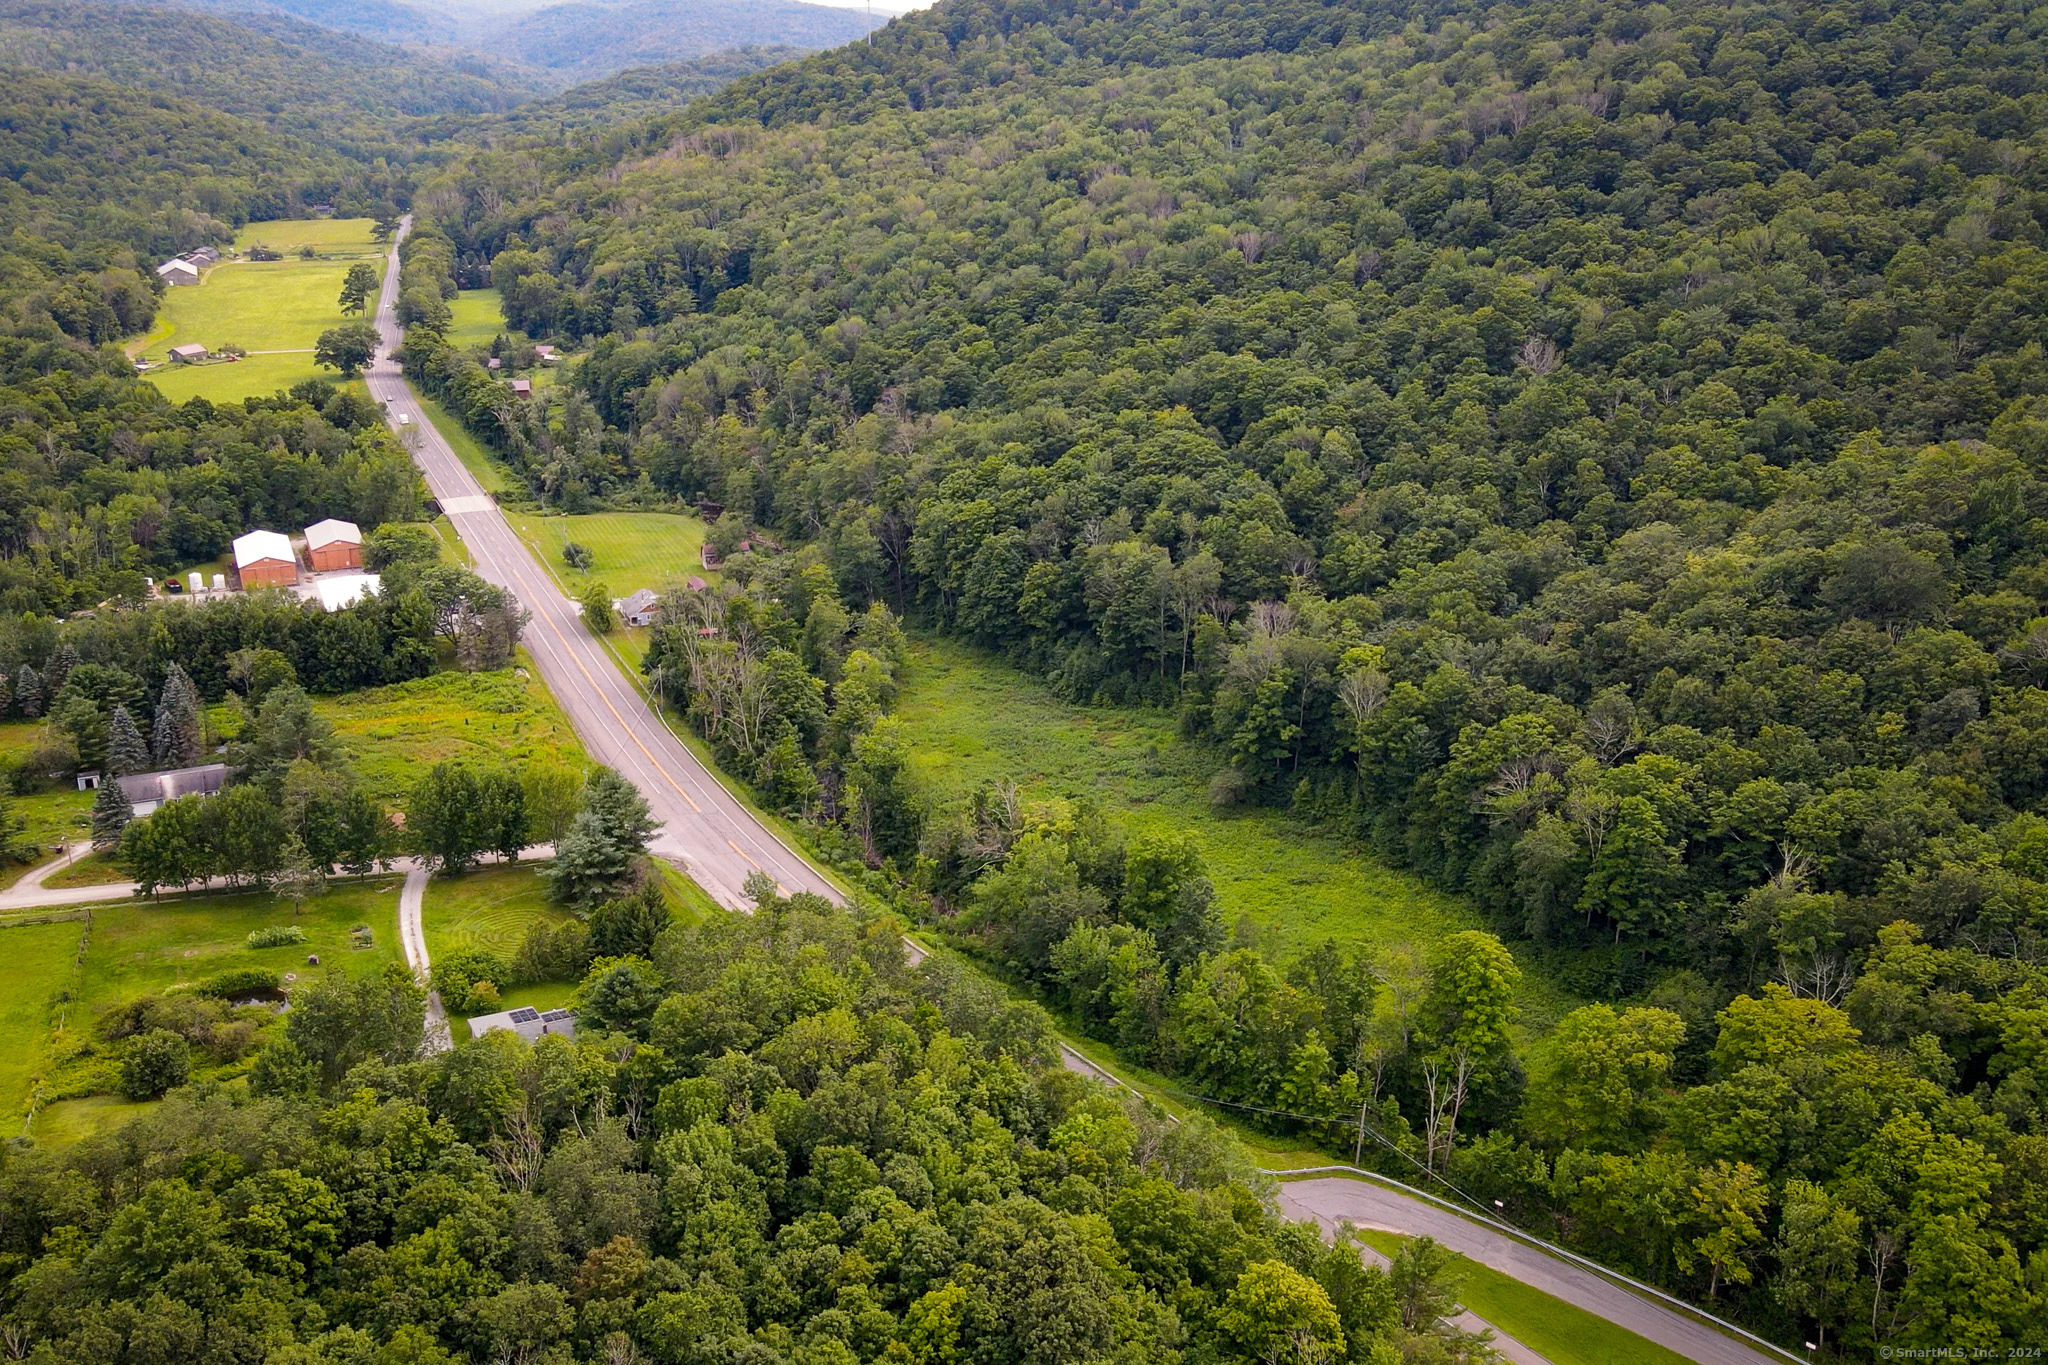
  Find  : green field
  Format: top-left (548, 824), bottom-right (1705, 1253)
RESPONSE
top-left (316, 664), bottom-right (590, 805)
top-left (1352, 1228), bottom-right (1694, 1365)
top-left (509, 510), bottom-right (716, 667)
top-left (510, 510), bottom-right (712, 599)
top-left (423, 860), bottom-right (571, 963)
top-left (423, 861), bottom-right (581, 1025)
top-left (0, 917), bottom-right (90, 1123)
top-left (447, 289), bottom-right (513, 350)
top-left (75, 879), bottom-right (402, 1017)
top-left (0, 878), bottom-right (403, 1132)
top-left (894, 636), bottom-right (1560, 1006)
top-left (1, 722), bottom-right (96, 887)
top-left (235, 218), bottom-right (383, 255)
top-left (135, 218), bottom-right (384, 404)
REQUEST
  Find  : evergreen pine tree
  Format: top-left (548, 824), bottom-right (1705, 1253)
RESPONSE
top-left (271, 832), bottom-right (326, 912)
top-left (90, 778), bottom-right (134, 849)
top-left (14, 664), bottom-right (39, 719)
top-left (547, 768), bottom-right (655, 908)
top-left (152, 664), bottom-right (202, 768)
top-left (106, 705), bottom-right (150, 776)
top-left (43, 643), bottom-right (78, 699)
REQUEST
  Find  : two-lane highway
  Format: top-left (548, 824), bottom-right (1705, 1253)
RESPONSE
top-left (365, 219), bottom-right (839, 910)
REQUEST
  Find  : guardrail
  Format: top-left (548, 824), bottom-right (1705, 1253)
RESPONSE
top-left (1270, 1162), bottom-right (1804, 1364)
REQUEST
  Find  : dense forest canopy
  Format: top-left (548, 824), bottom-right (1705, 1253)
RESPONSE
top-left (0, 892), bottom-right (1489, 1365)
top-left (385, 0), bottom-right (2048, 1349)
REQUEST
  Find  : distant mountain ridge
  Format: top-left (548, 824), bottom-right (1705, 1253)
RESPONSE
top-left (473, 0), bottom-right (883, 85)
top-left (0, 0), bottom-right (534, 147)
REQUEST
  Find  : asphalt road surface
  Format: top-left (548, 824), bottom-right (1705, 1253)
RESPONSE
top-left (366, 219), bottom-right (841, 911)
top-left (1279, 1177), bottom-right (1787, 1365)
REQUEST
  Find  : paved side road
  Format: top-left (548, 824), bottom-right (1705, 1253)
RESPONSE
top-left (367, 217), bottom-right (840, 913)
top-left (1278, 1178), bottom-right (1787, 1365)
top-left (397, 865), bottom-right (452, 1053)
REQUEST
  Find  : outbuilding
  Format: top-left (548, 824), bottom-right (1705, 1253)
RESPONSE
top-left (304, 518), bottom-right (364, 571)
top-left (118, 763), bottom-right (229, 817)
top-left (468, 1006), bottom-right (576, 1043)
top-left (510, 378), bottom-right (532, 397)
top-left (167, 344), bottom-right (208, 364)
top-left (614, 588), bottom-right (660, 627)
top-left (313, 573), bottom-right (381, 612)
top-left (233, 529), bottom-right (298, 589)
top-left (156, 259), bottom-right (200, 286)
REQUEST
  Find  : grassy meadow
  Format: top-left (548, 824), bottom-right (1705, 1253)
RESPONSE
top-left (135, 218), bottom-right (384, 405)
top-left (0, 916), bottom-right (90, 1128)
top-left (896, 635), bottom-right (1571, 1027)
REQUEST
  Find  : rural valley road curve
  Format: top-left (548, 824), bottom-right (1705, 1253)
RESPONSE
top-left (365, 220), bottom-right (1786, 1365)
top-left (367, 219), bottom-right (841, 912)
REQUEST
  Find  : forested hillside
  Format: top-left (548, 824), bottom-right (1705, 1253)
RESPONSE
top-left (0, 0), bottom-right (531, 153)
top-left (404, 0), bottom-right (2048, 1348)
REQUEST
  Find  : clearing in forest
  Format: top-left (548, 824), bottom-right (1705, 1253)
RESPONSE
top-left (133, 218), bottom-right (385, 404)
top-left (898, 635), bottom-right (1573, 1025)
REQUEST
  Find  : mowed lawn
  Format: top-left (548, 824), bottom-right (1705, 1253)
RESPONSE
top-left (316, 663), bottom-right (590, 805)
top-left (1350, 1229), bottom-right (1694, 1365)
top-left (510, 511), bottom-right (715, 666)
top-left (424, 860), bottom-right (570, 963)
top-left (0, 917), bottom-right (89, 1123)
top-left (896, 635), bottom-right (1571, 1026)
top-left (76, 878), bottom-right (404, 1021)
top-left (447, 289), bottom-right (512, 350)
top-left (511, 511), bottom-right (712, 597)
top-left (423, 861), bottom-right (582, 1022)
top-left (138, 218), bottom-right (384, 405)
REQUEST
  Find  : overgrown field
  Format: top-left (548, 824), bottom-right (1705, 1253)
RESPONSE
top-left (136, 218), bottom-right (383, 404)
top-left (898, 636), bottom-right (1570, 1025)
top-left (314, 663), bottom-right (590, 804)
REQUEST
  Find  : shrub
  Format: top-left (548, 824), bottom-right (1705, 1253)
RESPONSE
top-left (120, 1029), bottom-right (191, 1099)
top-left (432, 946), bottom-right (512, 1014)
top-left (196, 967), bottom-right (283, 1000)
top-left (513, 919), bottom-right (591, 984)
top-left (247, 925), bottom-right (308, 949)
